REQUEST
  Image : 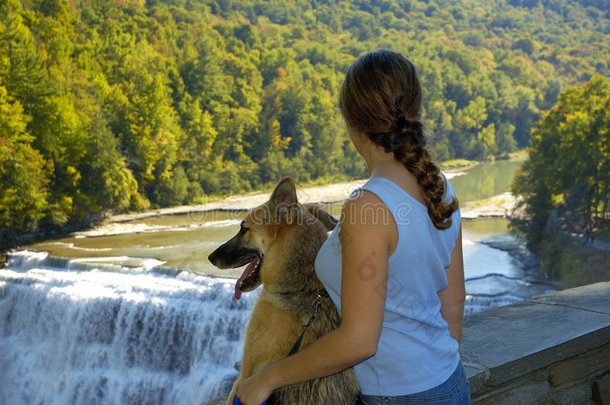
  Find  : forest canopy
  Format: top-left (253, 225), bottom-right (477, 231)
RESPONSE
top-left (0, 0), bottom-right (608, 237)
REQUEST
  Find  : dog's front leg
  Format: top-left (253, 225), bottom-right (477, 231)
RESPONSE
top-left (227, 383), bottom-right (238, 405)
top-left (226, 298), bottom-right (301, 404)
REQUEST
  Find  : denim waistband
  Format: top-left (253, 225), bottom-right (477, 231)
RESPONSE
top-left (359, 360), bottom-right (471, 405)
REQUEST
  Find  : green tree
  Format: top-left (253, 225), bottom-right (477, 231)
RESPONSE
top-left (0, 83), bottom-right (49, 230)
top-left (512, 75), bottom-right (610, 249)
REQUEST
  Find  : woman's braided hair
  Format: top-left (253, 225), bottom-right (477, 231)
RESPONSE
top-left (339, 49), bottom-right (458, 230)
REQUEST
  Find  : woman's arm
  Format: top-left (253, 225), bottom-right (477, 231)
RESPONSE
top-left (234, 191), bottom-right (394, 404)
top-left (438, 226), bottom-right (465, 344)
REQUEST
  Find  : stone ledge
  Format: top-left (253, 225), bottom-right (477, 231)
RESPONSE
top-left (593, 372), bottom-right (610, 405)
top-left (526, 282), bottom-right (610, 314)
top-left (462, 281), bottom-right (610, 404)
top-left (548, 344), bottom-right (610, 386)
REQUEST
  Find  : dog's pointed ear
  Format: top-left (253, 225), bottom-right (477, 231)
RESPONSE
top-left (270, 177), bottom-right (298, 221)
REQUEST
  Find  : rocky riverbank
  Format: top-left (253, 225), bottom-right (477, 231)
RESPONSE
top-left (460, 192), bottom-right (520, 221)
top-left (80, 176), bottom-right (517, 238)
top-left (2, 174), bottom-right (519, 250)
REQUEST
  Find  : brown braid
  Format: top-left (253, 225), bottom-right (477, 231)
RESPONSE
top-left (339, 49), bottom-right (458, 229)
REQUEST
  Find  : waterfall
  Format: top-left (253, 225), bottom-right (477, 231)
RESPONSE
top-left (0, 251), bottom-right (255, 405)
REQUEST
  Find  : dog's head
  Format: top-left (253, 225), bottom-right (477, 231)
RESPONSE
top-left (208, 177), bottom-right (337, 299)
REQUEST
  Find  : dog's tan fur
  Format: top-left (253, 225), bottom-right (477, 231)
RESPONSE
top-left (208, 178), bottom-right (359, 404)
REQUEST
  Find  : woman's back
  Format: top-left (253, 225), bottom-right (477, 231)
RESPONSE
top-left (315, 174), bottom-right (461, 395)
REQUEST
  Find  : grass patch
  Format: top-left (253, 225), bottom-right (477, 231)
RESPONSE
top-left (439, 158), bottom-right (479, 170)
top-left (507, 149), bottom-right (529, 161)
top-left (540, 232), bottom-right (610, 289)
top-left (593, 224), bottom-right (610, 244)
top-left (439, 149), bottom-right (527, 171)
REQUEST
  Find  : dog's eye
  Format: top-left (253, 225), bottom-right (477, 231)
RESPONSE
top-left (240, 222), bottom-right (249, 233)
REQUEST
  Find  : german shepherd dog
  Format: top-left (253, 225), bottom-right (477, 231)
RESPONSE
top-left (208, 178), bottom-right (359, 404)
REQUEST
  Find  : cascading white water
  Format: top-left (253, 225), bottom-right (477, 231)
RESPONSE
top-left (0, 251), bottom-right (256, 405)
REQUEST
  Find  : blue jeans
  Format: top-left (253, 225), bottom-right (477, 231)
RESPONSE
top-left (360, 360), bottom-right (471, 405)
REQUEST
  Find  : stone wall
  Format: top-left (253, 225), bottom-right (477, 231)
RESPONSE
top-left (461, 282), bottom-right (610, 404)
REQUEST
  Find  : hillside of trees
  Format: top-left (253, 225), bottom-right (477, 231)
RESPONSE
top-left (1, 0), bottom-right (608, 242)
top-left (511, 75), bottom-right (609, 285)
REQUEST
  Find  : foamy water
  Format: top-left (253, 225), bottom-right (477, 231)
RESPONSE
top-left (0, 251), bottom-right (259, 404)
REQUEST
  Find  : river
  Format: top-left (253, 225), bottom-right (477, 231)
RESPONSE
top-left (0, 159), bottom-right (554, 404)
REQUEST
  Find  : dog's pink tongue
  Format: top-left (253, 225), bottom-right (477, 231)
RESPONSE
top-left (234, 257), bottom-right (259, 300)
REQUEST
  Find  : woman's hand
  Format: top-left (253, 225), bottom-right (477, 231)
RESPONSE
top-left (234, 371), bottom-right (272, 405)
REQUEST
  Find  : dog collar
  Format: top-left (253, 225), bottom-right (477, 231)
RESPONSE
top-left (287, 293), bottom-right (328, 356)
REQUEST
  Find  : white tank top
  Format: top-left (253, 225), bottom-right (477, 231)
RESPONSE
top-left (315, 175), bottom-right (461, 395)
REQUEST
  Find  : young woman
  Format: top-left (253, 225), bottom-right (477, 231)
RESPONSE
top-left (234, 49), bottom-right (470, 405)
